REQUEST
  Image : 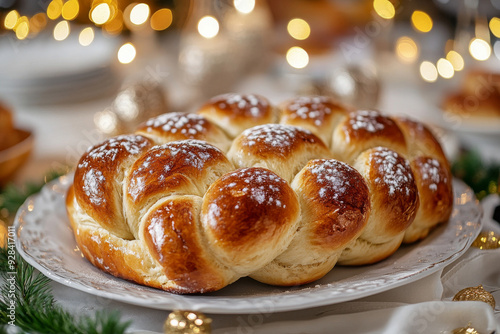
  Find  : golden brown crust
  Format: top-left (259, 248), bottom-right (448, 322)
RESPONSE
top-left (392, 117), bottom-right (453, 243)
top-left (142, 196), bottom-right (232, 292)
top-left (201, 167), bottom-right (300, 274)
top-left (364, 147), bottom-right (419, 236)
top-left (393, 117), bottom-right (449, 167)
top-left (124, 140), bottom-right (234, 236)
top-left (279, 96), bottom-right (348, 147)
top-left (197, 93), bottom-right (276, 138)
top-left (339, 236), bottom-right (404, 266)
top-left (332, 110), bottom-right (407, 164)
top-left (295, 159), bottom-right (370, 249)
top-left (135, 112), bottom-right (232, 152)
top-left (67, 186), bottom-right (163, 289)
top-left (227, 124), bottom-right (332, 182)
top-left (73, 135), bottom-right (153, 239)
top-left (404, 156), bottom-right (453, 243)
top-left (67, 94), bottom-right (454, 293)
top-left (252, 159), bottom-right (370, 285)
top-left (339, 147), bottom-right (419, 265)
top-left (68, 186), bottom-right (235, 293)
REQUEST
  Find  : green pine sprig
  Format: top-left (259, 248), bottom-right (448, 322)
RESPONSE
top-left (452, 150), bottom-right (500, 200)
top-left (0, 170), bottom-right (131, 333)
top-left (0, 170), bottom-right (64, 221)
top-left (0, 244), bottom-right (131, 333)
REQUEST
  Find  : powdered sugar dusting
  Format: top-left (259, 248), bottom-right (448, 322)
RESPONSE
top-left (128, 140), bottom-right (224, 201)
top-left (417, 158), bottom-right (446, 192)
top-left (135, 140), bottom-right (222, 175)
top-left (307, 159), bottom-right (352, 201)
top-left (77, 135), bottom-right (150, 202)
top-left (241, 124), bottom-right (314, 154)
top-left (143, 112), bottom-right (208, 137)
top-left (371, 147), bottom-right (414, 196)
top-left (286, 96), bottom-right (335, 126)
top-left (82, 169), bottom-right (106, 205)
top-left (210, 93), bottom-right (269, 118)
top-left (230, 168), bottom-right (286, 207)
top-left (209, 168), bottom-right (288, 221)
top-left (78, 135), bottom-right (150, 168)
top-left (349, 110), bottom-right (385, 132)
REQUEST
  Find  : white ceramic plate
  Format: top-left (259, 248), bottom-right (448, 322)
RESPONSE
top-left (15, 175), bottom-right (482, 314)
top-left (0, 33), bottom-right (121, 106)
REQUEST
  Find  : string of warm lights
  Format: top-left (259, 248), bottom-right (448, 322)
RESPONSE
top-left (1, 1), bottom-right (174, 64)
top-left (3, 1), bottom-right (499, 73)
top-left (285, 18), bottom-right (310, 69)
top-left (372, 1), bottom-right (500, 83)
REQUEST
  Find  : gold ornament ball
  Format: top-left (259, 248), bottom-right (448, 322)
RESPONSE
top-left (452, 325), bottom-right (480, 334)
top-left (164, 310), bottom-right (212, 334)
top-left (472, 231), bottom-right (500, 249)
top-left (453, 285), bottom-right (496, 309)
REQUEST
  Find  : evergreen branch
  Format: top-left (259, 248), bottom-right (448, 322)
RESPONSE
top-left (452, 150), bottom-right (500, 200)
top-left (0, 239), bottom-right (131, 334)
top-left (0, 170), bottom-right (64, 220)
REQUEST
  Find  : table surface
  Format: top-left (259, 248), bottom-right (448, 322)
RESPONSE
top-left (2, 31), bottom-right (500, 333)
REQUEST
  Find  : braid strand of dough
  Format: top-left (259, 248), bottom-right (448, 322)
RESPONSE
top-left (67, 94), bottom-right (453, 293)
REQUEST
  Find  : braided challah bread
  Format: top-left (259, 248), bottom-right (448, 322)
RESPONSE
top-left (66, 93), bottom-right (453, 293)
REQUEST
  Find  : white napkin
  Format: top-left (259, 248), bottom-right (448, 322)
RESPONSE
top-left (213, 301), bottom-right (497, 334)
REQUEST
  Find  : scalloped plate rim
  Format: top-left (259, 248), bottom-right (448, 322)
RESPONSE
top-left (14, 175), bottom-right (483, 314)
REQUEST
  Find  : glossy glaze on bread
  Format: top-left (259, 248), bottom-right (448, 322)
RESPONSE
top-left (67, 94), bottom-right (453, 293)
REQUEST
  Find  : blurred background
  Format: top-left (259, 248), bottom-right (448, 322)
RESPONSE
top-left (1, 0), bottom-right (499, 102)
top-left (0, 0), bottom-right (499, 197)
top-left (1, 0), bottom-right (500, 106)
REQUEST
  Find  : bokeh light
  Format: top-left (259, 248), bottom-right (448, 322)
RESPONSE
top-left (79, 27), bottom-right (94, 46)
top-left (420, 61), bottom-right (438, 82)
top-left (91, 3), bottom-right (111, 25)
top-left (436, 58), bottom-right (454, 79)
top-left (234, 0), bottom-right (255, 14)
top-left (47, 0), bottom-right (63, 20)
top-left (30, 13), bottom-right (47, 35)
top-left (103, 10), bottom-right (123, 35)
top-left (469, 38), bottom-right (491, 61)
top-left (373, 0), bottom-right (395, 20)
top-left (4, 10), bottom-right (19, 29)
top-left (198, 16), bottom-right (219, 38)
top-left (15, 16), bottom-right (29, 40)
top-left (62, 0), bottom-right (79, 21)
top-left (286, 46), bottom-right (309, 69)
top-left (151, 8), bottom-right (173, 31)
top-left (395, 36), bottom-right (419, 63)
top-left (94, 110), bottom-right (119, 135)
top-left (53, 20), bottom-right (70, 41)
top-left (411, 10), bottom-right (433, 33)
top-left (489, 17), bottom-right (500, 38)
top-left (287, 18), bottom-right (311, 40)
top-left (446, 50), bottom-right (464, 71)
top-left (130, 3), bottom-right (150, 26)
top-left (118, 43), bottom-right (136, 64)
